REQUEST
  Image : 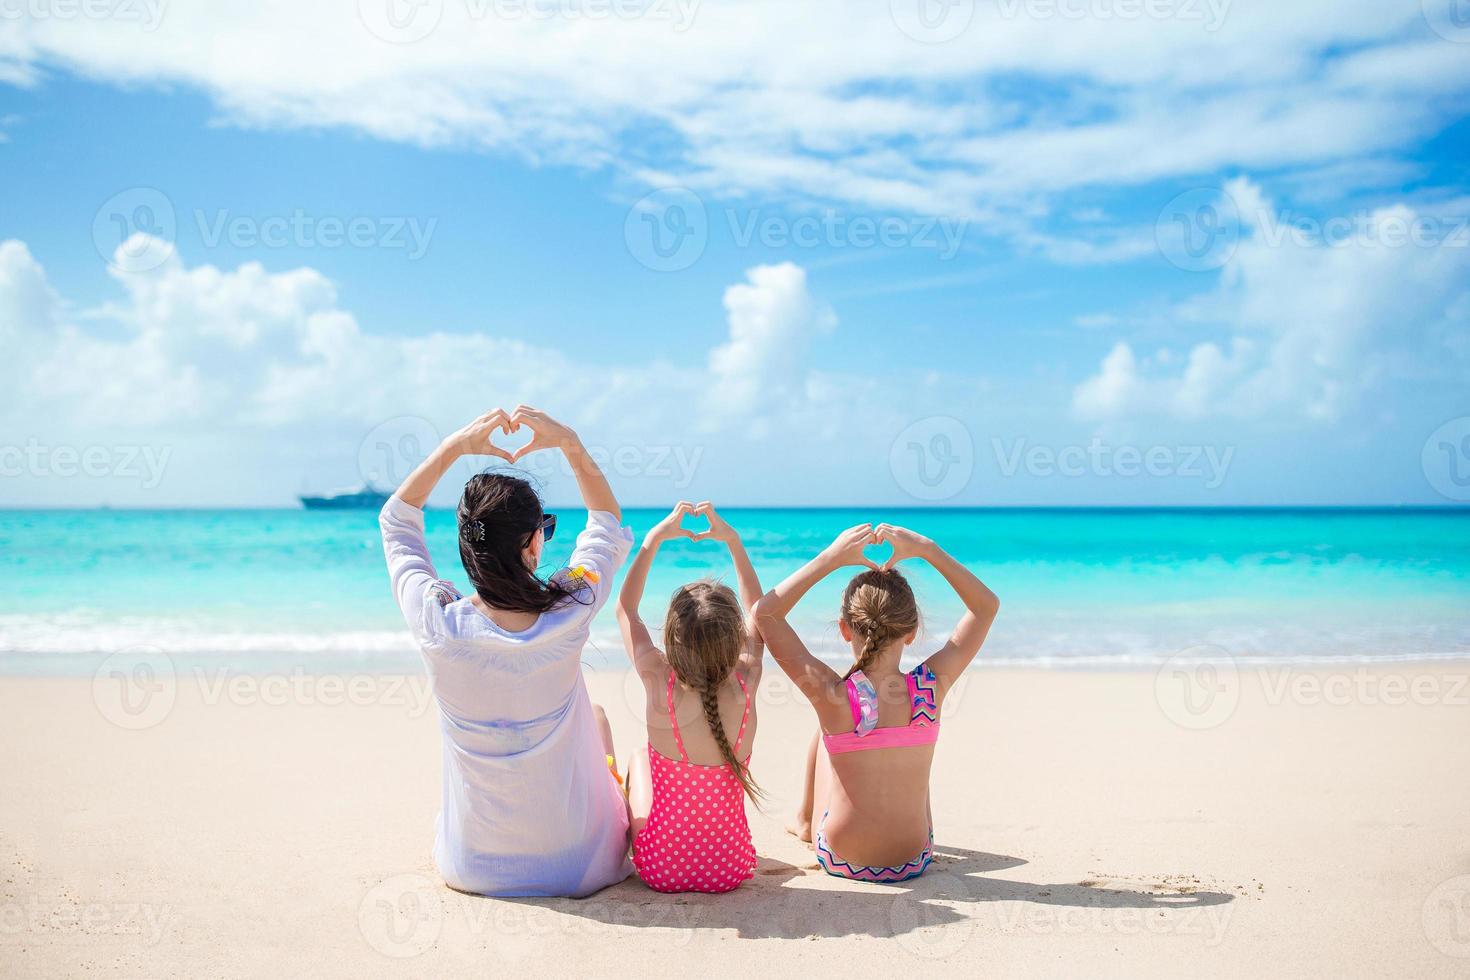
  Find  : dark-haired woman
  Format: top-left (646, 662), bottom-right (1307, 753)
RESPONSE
top-left (380, 406), bottom-right (634, 897)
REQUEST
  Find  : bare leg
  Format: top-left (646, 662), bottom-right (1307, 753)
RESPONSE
top-left (786, 729), bottom-right (821, 842)
top-left (626, 744), bottom-right (653, 839)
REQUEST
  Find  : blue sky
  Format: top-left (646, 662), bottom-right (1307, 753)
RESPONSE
top-left (1, 1), bottom-right (1469, 507)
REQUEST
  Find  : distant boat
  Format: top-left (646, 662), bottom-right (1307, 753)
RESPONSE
top-left (299, 483), bottom-right (391, 510)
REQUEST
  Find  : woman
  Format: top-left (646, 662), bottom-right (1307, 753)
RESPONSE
top-left (379, 405), bottom-right (634, 897)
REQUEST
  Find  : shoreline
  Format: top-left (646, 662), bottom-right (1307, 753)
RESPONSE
top-left (5, 652), bottom-right (1470, 678)
top-left (4, 663), bottom-right (1468, 976)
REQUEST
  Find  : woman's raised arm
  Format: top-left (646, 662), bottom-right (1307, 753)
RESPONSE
top-left (383, 409), bottom-right (516, 644)
top-left (507, 405), bottom-right (619, 519)
top-left (394, 409), bottom-right (513, 508)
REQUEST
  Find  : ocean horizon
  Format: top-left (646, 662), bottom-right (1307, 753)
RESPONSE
top-left (4, 505), bottom-right (1468, 676)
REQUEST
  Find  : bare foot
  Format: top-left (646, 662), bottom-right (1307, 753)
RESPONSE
top-left (785, 817), bottom-right (812, 843)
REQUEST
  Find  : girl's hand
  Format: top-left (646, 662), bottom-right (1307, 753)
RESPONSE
top-left (821, 523), bottom-right (880, 570)
top-left (874, 523), bottom-right (935, 569)
top-left (444, 409), bottom-right (515, 462)
top-left (506, 405), bottom-right (579, 462)
top-left (645, 501), bottom-right (697, 546)
top-left (689, 501), bottom-right (737, 543)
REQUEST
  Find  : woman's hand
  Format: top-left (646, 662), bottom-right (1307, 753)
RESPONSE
top-left (820, 523), bottom-right (880, 570)
top-left (645, 501), bottom-right (697, 547)
top-left (874, 523), bottom-right (935, 569)
top-left (443, 409), bottom-right (515, 462)
top-left (506, 405), bottom-right (580, 461)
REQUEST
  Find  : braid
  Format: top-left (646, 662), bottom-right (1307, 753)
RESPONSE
top-left (663, 579), bottom-right (763, 804)
top-left (839, 568), bottom-right (920, 680)
top-left (843, 626), bottom-right (888, 680)
top-left (676, 678), bottom-right (761, 803)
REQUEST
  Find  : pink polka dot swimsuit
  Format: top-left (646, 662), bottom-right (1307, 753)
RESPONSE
top-left (631, 672), bottom-right (757, 894)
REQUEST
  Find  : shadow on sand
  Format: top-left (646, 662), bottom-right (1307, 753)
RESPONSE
top-left (487, 842), bottom-right (1236, 941)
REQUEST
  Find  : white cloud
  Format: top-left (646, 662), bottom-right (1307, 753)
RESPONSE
top-left (1071, 179), bottom-right (1470, 422)
top-left (1, 1), bottom-right (1464, 239)
top-left (707, 262), bottom-right (835, 420)
top-left (3, 238), bottom-right (883, 497)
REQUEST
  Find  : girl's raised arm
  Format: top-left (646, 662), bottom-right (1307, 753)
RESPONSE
top-left (752, 524), bottom-right (878, 723)
top-left (876, 523), bottom-right (999, 692)
top-left (690, 502), bottom-right (764, 671)
top-left (617, 502), bottom-right (696, 677)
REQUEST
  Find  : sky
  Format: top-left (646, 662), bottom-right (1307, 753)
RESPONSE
top-left (1, 0), bottom-right (1469, 508)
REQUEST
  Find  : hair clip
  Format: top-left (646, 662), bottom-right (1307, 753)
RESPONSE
top-left (463, 519), bottom-right (486, 543)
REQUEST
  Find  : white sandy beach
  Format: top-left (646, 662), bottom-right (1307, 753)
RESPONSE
top-left (2, 662), bottom-right (1468, 978)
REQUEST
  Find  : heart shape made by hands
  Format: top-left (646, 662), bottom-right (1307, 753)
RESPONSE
top-left (487, 420), bottom-right (533, 461)
top-left (862, 537), bottom-right (894, 569)
top-left (677, 507), bottom-right (712, 540)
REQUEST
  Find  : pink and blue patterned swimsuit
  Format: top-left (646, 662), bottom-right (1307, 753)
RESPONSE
top-left (814, 661), bottom-right (939, 883)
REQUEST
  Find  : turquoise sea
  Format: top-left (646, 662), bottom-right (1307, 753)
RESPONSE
top-left (2, 508), bottom-right (1468, 674)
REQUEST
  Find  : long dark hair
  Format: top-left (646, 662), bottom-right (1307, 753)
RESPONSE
top-left (457, 472), bottom-right (586, 615)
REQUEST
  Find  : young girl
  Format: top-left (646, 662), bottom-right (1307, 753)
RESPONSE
top-left (754, 522), bottom-right (999, 883)
top-left (616, 501), bottom-right (763, 893)
top-left (380, 406), bottom-right (634, 897)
